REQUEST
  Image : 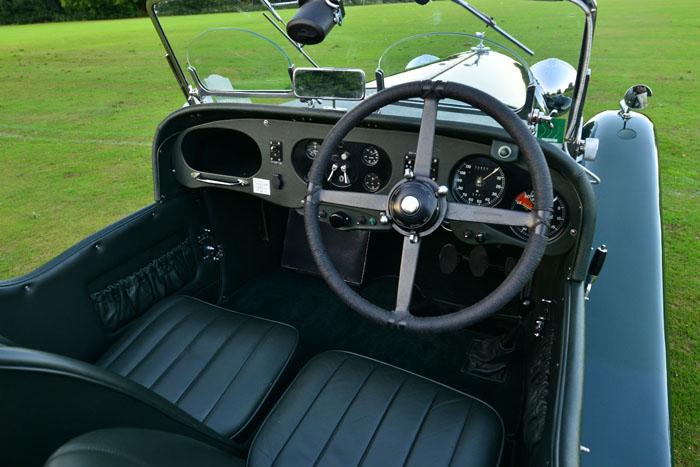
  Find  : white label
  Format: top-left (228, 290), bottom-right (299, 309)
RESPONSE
top-left (253, 178), bottom-right (271, 195)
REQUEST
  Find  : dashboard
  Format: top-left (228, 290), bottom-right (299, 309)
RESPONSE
top-left (172, 117), bottom-right (582, 255)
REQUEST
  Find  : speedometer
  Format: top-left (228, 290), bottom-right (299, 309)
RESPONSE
top-left (451, 156), bottom-right (506, 206)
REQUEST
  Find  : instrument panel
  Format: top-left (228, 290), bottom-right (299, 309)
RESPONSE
top-left (173, 118), bottom-right (582, 255)
top-left (449, 155), bottom-right (570, 242)
top-left (291, 139), bottom-right (392, 193)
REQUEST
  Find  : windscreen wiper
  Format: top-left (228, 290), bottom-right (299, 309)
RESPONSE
top-left (415, 0), bottom-right (534, 56)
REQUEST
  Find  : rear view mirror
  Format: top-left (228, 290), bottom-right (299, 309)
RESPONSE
top-left (293, 68), bottom-right (365, 100)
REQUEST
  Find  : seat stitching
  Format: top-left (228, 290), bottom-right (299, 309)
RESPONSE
top-left (269, 355), bottom-right (352, 467)
top-left (147, 313), bottom-right (223, 390)
top-left (447, 400), bottom-right (475, 467)
top-left (312, 364), bottom-right (379, 467)
top-left (201, 324), bottom-right (278, 424)
top-left (99, 299), bottom-right (180, 369)
top-left (172, 317), bottom-right (250, 405)
top-left (357, 373), bottom-right (410, 467)
top-left (123, 306), bottom-right (201, 378)
top-left (401, 388), bottom-right (440, 466)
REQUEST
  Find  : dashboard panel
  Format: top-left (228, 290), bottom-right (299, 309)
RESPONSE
top-left (172, 117), bottom-right (582, 255)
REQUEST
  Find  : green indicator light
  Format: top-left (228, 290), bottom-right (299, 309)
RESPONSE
top-left (369, 218), bottom-right (377, 226)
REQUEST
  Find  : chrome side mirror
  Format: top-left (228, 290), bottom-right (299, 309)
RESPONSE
top-left (619, 84), bottom-right (652, 120)
top-left (624, 84), bottom-right (652, 110)
top-left (531, 58), bottom-right (577, 115)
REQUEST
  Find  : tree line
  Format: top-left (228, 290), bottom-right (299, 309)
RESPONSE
top-left (1, 0), bottom-right (145, 25)
top-left (1, 0), bottom-right (417, 25)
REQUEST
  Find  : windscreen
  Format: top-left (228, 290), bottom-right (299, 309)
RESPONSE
top-left (151, 0), bottom-right (582, 106)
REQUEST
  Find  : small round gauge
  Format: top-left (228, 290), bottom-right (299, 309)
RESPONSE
top-left (363, 173), bottom-right (382, 192)
top-left (451, 156), bottom-right (506, 206)
top-left (305, 140), bottom-right (321, 160)
top-left (361, 145), bottom-right (380, 166)
top-left (510, 190), bottom-right (568, 240)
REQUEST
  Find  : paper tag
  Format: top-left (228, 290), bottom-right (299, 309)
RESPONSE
top-left (253, 178), bottom-right (271, 195)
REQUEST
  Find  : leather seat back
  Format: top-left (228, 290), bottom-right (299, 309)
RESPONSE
top-left (0, 347), bottom-right (240, 466)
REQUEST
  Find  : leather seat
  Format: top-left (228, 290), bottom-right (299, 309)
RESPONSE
top-left (46, 351), bottom-right (504, 467)
top-left (249, 351), bottom-right (504, 466)
top-left (0, 296), bottom-right (297, 465)
top-left (46, 428), bottom-right (244, 467)
top-left (97, 295), bottom-right (298, 438)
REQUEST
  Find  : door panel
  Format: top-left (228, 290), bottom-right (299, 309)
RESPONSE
top-left (0, 193), bottom-right (218, 361)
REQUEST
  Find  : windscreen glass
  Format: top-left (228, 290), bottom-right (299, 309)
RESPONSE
top-left (152, 0), bottom-right (582, 107)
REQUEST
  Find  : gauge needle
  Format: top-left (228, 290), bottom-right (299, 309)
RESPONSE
top-left (482, 168), bottom-right (500, 181)
top-left (516, 200), bottom-right (532, 211)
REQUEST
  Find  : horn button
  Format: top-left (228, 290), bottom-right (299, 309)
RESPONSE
top-left (388, 181), bottom-right (440, 232)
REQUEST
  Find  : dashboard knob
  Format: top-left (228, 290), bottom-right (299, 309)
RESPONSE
top-left (329, 211), bottom-right (350, 229)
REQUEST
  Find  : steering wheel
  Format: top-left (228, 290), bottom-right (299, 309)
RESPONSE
top-left (304, 81), bottom-right (553, 333)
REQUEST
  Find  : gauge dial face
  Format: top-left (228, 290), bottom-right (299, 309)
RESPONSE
top-left (510, 190), bottom-right (568, 240)
top-left (451, 157), bottom-right (506, 206)
top-left (305, 140), bottom-right (321, 160)
top-left (361, 146), bottom-right (380, 166)
top-left (362, 172), bottom-right (382, 192)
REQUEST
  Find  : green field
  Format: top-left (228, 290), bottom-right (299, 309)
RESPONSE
top-left (0, 0), bottom-right (698, 464)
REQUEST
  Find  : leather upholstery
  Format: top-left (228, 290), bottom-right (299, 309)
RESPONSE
top-left (46, 351), bottom-right (503, 467)
top-left (97, 295), bottom-right (298, 439)
top-left (249, 351), bottom-right (504, 466)
top-left (45, 428), bottom-right (244, 467)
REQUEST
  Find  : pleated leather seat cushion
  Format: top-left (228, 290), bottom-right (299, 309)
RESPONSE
top-left (249, 351), bottom-right (504, 467)
top-left (97, 295), bottom-right (297, 439)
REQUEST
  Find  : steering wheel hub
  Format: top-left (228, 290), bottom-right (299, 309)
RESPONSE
top-left (388, 180), bottom-right (441, 233)
top-left (400, 196), bottom-right (420, 215)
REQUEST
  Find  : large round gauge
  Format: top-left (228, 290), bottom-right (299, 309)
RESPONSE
top-left (451, 156), bottom-right (506, 206)
top-left (363, 172), bottom-right (382, 192)
top-left (510, 190), bottom-right (568, 240)
top-left (305, 140), bottom-right (321, 160)
top-left (361, 145), bottom-right (380, 166)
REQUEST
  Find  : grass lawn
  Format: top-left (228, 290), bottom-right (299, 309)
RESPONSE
top-left (0, 0), bottom-right (698, 464)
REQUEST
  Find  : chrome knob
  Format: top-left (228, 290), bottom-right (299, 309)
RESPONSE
top-left (400, 196), bottom-right (421, 215)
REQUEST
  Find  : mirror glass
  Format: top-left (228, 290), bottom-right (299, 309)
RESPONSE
top-left (624, 84), bottom-right (652, 110)
top-left (293, 68), bottom-right (366, 100)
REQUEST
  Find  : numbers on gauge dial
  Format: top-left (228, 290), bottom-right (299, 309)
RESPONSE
top-left (306, 140), bottom-right (321, 160)
top-left (510, 190), bottom-right (568, 240)
top-left (361, 145), bottom-right (380, 166)
top-left (362, 173), bottom-right (382, 192)
top-left (451, 156), bottom-right (506, 206)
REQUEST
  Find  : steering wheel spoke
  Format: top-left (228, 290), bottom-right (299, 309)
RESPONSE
top-left (446, 202), bottom-right (538, 227)
top-left (412, 96), bottom-right (439, 179)
top-left (318, 189), bottom-right (388, 212)
top-left (395, 236), bottom-right (421, 313)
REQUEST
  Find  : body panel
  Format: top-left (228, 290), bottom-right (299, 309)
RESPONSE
top-left (581, 110), bottom-right (671, 466)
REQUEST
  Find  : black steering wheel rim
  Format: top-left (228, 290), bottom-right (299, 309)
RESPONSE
top-left (304, 80), bottom-right (553, 333)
